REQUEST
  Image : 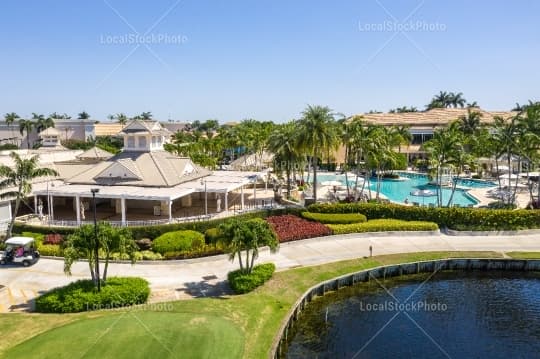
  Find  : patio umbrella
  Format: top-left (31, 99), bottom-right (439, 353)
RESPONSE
top-left (410, 189), bottom-right (437, 206)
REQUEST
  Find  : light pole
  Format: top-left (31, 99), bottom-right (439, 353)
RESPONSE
top-left (200, 179), bottom-right (207, 216)
top-left (91, 188), bottom-right (101, 292)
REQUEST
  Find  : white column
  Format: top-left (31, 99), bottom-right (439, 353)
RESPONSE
top-left (168, 200), bottom-right (172, 223)
top-left (34, 195), bottom-right (38, 214)
top-left (121, 197), bottom-right (126, 226)
top-left (241, 186), bottom-right (245, 210)
top-left (75, 195), bottom-right (81, 224)
top-left (253, 182), bottom-right (257, 205)
top-left (224, 191), bottom-right (228, 213)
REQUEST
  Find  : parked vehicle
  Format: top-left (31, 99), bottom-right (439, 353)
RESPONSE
top-left (0, 237), bottom-right (40, 266)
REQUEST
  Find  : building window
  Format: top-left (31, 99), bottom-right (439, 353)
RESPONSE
top-left (138, 136), bottom-right (147, 148)
top-left (127, 136), bottom-right (135, 148)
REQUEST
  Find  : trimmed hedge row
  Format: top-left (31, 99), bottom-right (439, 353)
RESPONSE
top-left (13, 207), bottom-right (304, 240)
top-left (35, 277), bottom-right (150, 313)
top-left (328, 219), bottom-right (439, 234)
top-left (227, 263), bottom-right (276, 294)
top-left (301, 212), bottom-right (367, 224)
top-left (308, 203), bottom-right (540, 231)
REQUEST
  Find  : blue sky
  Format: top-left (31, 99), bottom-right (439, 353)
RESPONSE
top-left (0, 0), bottom-right (538, 122)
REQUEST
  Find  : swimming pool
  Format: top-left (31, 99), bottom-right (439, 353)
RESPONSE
top-left (312, 172), bottom-right (489, 206)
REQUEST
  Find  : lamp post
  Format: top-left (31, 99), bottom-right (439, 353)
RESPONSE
top-left (91, 188), bottom-right (101, 292)
top-left (200, 179), bottom-right (207, 216)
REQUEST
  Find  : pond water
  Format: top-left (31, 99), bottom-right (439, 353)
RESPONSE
top-left (285, 271), bottom-right (540, 359)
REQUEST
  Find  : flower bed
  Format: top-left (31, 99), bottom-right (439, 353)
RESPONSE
top-left (301, 212), bottom-right (367, 224)
top-left (266, 215), bottom-right (331, 242)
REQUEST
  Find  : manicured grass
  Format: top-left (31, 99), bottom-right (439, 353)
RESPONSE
top-left (0, 251), bottom-right (503, 359)
top-left (506, 252), bottom-right (540, 259)
top-left (6, 312), bottom-right (243, 359)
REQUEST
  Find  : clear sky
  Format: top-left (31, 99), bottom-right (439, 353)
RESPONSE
top-left (1, 0), bottom-right (538, 122)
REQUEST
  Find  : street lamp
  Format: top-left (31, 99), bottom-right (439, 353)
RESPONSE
top-left (200, 179), bottom-right (207, 216)
top-left (91, 188), bottom-right (101, 292)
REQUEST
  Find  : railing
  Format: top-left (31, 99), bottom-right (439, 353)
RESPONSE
top-left (230, 198), bottom-right (279, 214)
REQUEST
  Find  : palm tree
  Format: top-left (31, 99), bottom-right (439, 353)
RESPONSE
top-left (450, 92), bottom-right (466, 108)
top-left (390, 125), bottom-right (412, 153)
top-left (35, 116), bottom-right (55, 133)
top-left (140, 112), bottom-right (152, 120)
top-left (77, 111), bottom-right (90, 120)
top-left (297, 105), bottom-right (339, 201)
top-left (116, 113), bottom-right (128, 128)
top-left (423, 122), bottom-right (462, 206)
top-left (267, 122), bottom-right (302, 198)
top-left (491, 116), bottom-right (521, 205)
top-left (458, 109), bottom-right (482, 136)
top-left (427, 91), bottom-right (467, 109)
top-left (0, 152), bottom-right (58, 237)
top-left (19, 119), bottom-right (34, 149)
top-left (4, 113), bottom-right (19, 144)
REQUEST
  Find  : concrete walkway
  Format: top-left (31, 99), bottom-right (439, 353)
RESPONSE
top-left (1, 231), bottom-right (540, 312)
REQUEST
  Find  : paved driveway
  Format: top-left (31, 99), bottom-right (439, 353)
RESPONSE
top-left (1, 232), bottom-right (540, 312)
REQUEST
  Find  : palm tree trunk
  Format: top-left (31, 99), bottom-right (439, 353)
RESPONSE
top-left (447, 172), bottom-right (459, 207)
top-left (244, 250), bottom-right (250, 274)
top-left (103, 256), bottom-right (109, 282)
top-left (237, 250), bottom-right (244, 273)
top-left (249, 250), bottom-right (256, 273)
top-left (313, 155), bottom-right (318, 201)
top-left (6, 197), bottom-right (22, 238)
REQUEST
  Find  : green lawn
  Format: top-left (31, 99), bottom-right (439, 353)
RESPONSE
top-left (0, 251), bottom-right (507, 359)
top-left (506, 252), bottom-right (540, 259)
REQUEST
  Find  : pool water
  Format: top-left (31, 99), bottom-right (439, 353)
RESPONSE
top-left (312, 172), bottom-right (495, 206)
top-left (317, 173), bottom-right (491, 207)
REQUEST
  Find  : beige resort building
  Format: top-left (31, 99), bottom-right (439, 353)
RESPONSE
top-left (14, 120), bottom-right (269, 227)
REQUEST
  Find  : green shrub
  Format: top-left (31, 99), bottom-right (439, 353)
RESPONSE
top-left (328, 219), bottom-right (439, 234)
top-left (307, 202), bottom-right (540, 231)
top-left (151, 230), bottom-right (205, 254)
top-left (21, 231), bottom-right (45, 243)
top-left (163, 245), bottom-right (224, 260)
top-left (228, 263), bottom-right (276, 294)
top-left (139, 250), bottom-right (163, 260)
top-left (204, 228), bottom-right (221, 245)
top-left (35, 277), bottom-right (150, 313)
top-left (37, 243), bottom-right (63, 257)
top-left (11, 207), bottom-right (305, 240)
top-left (301, 212), bottom-right (367, 224)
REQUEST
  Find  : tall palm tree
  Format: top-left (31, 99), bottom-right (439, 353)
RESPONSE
top-left (296, 105), bottom-right (339, 201)
top-left (491, 116), bottom-right (520, 205)
top-left (458, 109), bottom-right (482, 136)
top-left (450, 92), bottom-right (466, 108)
top-left (116, 113), bottom-right (128, 128)
top-left (140, 112), bottom-right (152, 120)
top-left (0, 152), bottom-right (59, 237)
top-left (19, 119), bottom-right (35, 149)
top-left (390, 125), bottom-right (412, 153)
top-left (267, 122), bottom-right (302, 198)
top-left (4, 113), bottom-right (19, 144)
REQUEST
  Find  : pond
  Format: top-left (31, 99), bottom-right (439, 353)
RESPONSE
top-left (285, 271), bottom-right (540, 358)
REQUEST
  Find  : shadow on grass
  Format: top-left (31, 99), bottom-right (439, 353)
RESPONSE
top-left (178, 279), bottom-right (232, 299)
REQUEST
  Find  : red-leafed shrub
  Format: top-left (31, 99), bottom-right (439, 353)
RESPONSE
top-left (44, 233), bottom-right (63, 245)
top-left (266, 215), bottom-right (331, 243)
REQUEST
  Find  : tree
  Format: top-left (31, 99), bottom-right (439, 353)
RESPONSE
top-left (63, 222), bottom-right (137, 287)
top-left (114, 113), bottom-right (128, 127)
top-left (267, 122), bottom-right (302, 198)
top-left (0, 152), bottom-right (58, 237)
top-left (4, 112), bottom-right (19, 144)
top-left (35, 116), bottom-right (55, 133)
top-left (78, 111), bottom-right (90, 119)
top-left (218, 218), bottom-right (278, 274)
top-left (426, 91), bottom-right (467, 109)
top-left (390, 125), bottom-right (412, 153)
top-left (297, 105), bottom-right (339, 201)
top-left (18, 119), bottom-right (35, 149)
top-left (140, 112), bottom-right (152, 120)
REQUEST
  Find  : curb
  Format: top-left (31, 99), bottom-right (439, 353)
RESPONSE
top-left (444, 228), bottom-right (540, 236)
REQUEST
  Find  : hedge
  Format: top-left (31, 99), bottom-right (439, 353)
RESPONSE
top-left (328, 219), bottom-right (439, 234)
top-left (308, 203), bottom-right (540, 231)
top-left (151, 230), bottom-right (205, 254)
top-left (12, 207), bottom-right (304, 240)
top-left (301, 212), bottom-right (367, 224)
top-left (35, 277), bottom-right (150, 313)
top-left (227, 263), bottom-right (276, 294)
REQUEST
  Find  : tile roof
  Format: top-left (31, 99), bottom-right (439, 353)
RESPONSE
top-left (351, 108), bottom-right (517, 127)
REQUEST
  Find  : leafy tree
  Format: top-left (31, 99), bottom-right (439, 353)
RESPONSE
top-left (426, 91), bottom-right (467, 109)
top-left (140, 112), bottom-right (153, 120)
top-left (4, 112), bottom-right (19, 145)
top-left (35, 116), bottom-right (55, 133)
top-left (63, 223), bottom-right (137, 288)
top-left (0, 152), bottom-right (58, 237)
top-left (389, 106), bottom-right (418, 113)
top-left (77, 111), bottom-right (90, 119)
top-left (218, 218), bottom-right (278, 274)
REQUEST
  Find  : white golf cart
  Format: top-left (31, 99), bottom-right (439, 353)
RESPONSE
top-left (0, 237), bottom-right (40, 267)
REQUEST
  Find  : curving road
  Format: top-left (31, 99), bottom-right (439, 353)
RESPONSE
top-left (1, 231), bottom-right (540, 312)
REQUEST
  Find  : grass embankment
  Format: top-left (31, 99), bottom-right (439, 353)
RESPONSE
top-left (0, 251), bottom-right (513, 359)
